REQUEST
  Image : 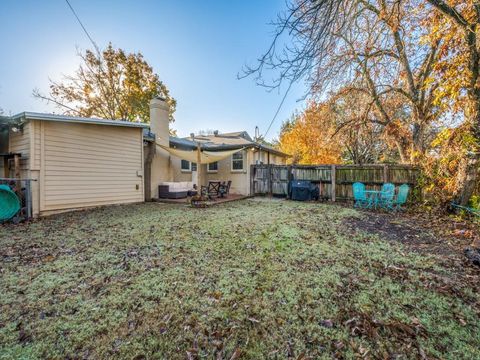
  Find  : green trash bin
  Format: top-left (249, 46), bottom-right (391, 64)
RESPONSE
top-left (0, 184), bottom-right (21, 221)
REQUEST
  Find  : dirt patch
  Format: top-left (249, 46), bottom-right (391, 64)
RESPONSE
top-left (345, 211), bottom-right (478, 258)
top-left (346, 213), bottom-right (443, 252)
top-left (345, 210), bottom-right (480, 312)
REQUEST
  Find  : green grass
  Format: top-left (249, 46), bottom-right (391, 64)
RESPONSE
top-left (0, 199), bottom-right (478, 359)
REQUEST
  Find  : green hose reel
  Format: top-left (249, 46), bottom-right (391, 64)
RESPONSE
top-left (0, 184), bottom-right (21, 221)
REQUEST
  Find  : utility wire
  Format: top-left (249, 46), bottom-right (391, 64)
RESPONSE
top-left (263, 80), bottom-right (294, 139)
top-left (65, 0), bottom-right (100, 55)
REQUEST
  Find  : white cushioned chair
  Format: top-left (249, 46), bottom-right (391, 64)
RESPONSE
top-left (158, 182), bottom-right (195, 199)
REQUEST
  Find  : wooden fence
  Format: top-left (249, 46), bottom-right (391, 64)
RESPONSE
top-left (250, 164), bottom-right (420, 201)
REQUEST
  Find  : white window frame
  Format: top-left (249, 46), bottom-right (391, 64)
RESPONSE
top-left (231, 151), bottom-right (245, 172)
top-left (181, 159), bottom-right (191, 172)
top-left (207, 161), bottom-right (218, 173)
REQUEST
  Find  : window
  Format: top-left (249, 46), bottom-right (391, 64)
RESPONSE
top-left (208, 161), bottom-right (218, 172)
top-left (181, 161), bottom-right (197, 171)
top-left (181, 160), bottom-right (190, 171)
top-left (231, 152), bottom-right (244, 171)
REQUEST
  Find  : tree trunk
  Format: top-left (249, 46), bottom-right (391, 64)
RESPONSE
top-left (396, 141), bottom-right (407, 163)
top-left (457, 154), bottom-right (479, 205)
top-left (456, 24), bottom-right (480, 206)
top-left (411, 121), bottom-right (425, 162)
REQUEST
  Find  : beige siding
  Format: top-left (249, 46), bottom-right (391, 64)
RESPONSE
top-left (32, 120), bottom-right (41, 170)
top-left (8, 122), bottom-right (31, 176)
top-left (169, 148), bottom-right (288, 196)
top-left (40, 121), bottom-right (144, 212)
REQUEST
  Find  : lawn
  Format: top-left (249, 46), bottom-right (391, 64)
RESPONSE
top-left (0, 199), bottom-right (479, 359)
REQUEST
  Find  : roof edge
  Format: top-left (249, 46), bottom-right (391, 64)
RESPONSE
top-left (11, 112), bottom-right (149, 129)
top-left (167, 136), bottom-right (289, 157)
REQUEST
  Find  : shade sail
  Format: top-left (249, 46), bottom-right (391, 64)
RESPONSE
top-left (156, 143), bottom-right (244, 164)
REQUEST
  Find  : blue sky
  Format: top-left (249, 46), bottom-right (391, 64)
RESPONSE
top-left (0, 0), bottom-right (307, 141)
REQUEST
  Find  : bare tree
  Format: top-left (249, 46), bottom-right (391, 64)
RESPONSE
top-left (243, 0), bottom-right (444, 162)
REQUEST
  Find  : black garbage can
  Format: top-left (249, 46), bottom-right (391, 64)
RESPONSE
top-left (288, 180), bottom-right (319, 201)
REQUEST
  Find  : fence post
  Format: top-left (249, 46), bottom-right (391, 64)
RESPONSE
top-left (26, 180), bottom-right (32, 219)
top-left (331, 165), bottom-right (336, 202)
top-left (268, 165), bottom-right (273, 197)
top-left (286, 165), bottom-right (293, 198)
top-left (250, 164), bottom-right (255, 196)
top-left (383, 164), bottom-right (389, 183)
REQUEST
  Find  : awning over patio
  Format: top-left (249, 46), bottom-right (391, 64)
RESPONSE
top-left (156, 143), bottom-right (244, 164)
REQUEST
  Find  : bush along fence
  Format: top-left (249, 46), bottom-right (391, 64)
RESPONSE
top-left (250, 164), bottom-right (420, 201)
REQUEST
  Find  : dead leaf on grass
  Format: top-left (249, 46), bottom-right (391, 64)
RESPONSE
top-left (43, 254), bottom-right (55, 262)
top-left (229, 347), bottom-right (242, 360)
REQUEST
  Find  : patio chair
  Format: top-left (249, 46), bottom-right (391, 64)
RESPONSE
top-left (352, 182), bottom-right (370, 208)
top-left (201, 181), bottom-right (222, 199)
top-left (379, 183), bottom-right (395, 210)
top-left (394, 184), bottom-right (410, 211)
top-left (219, 180), bottom-right (232, 198)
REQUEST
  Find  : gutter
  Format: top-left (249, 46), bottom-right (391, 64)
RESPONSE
top-left (11, 112), bottom-right (149, 129)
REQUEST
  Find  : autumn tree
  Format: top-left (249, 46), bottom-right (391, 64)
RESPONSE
top-left (34, 43), bottom-right (176, 123)
top-left (279, 103), bottom-right (342, 164)
top-left (244, 0), bottom-right (445, 163)
top-left (422, 0), bottom-right (480, 204)
top-left (245, 0), bottom-right (480, 205)
top-left (328, 90), bottom-right (398, 164)
top-left (278, 91), bottom-right (394, 165)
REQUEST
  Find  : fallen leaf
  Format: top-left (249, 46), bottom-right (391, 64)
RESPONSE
top-left (229, 347), bottom-right (242, 360)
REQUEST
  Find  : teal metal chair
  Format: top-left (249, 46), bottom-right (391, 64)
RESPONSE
top-left (379, 183), bottom-right (395, 209)
top-left (394, 184), bottom-right (410, 211)
top-left (353, 182), bottom-right (370, 208)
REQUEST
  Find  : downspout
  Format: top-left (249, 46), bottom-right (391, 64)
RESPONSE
top-left (144, 141), bottom-right (155, 201)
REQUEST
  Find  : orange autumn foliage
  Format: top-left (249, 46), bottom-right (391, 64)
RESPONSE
top-left (278, 102), bottom-right (342, 164)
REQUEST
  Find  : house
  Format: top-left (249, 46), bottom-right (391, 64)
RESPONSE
top-left (0, 113), bottom-right (147, 217)
top-left (168, 131), bottom-right (287, 195)
top-left (145, 97), bottom-right (288, 197)
top-left (0, 97), bottom-right (288, 217)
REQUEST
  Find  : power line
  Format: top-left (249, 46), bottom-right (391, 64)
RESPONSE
top-left (64, 0), bottom-right (100, 55)
top-left (263, 81), bottom-right (294, 139)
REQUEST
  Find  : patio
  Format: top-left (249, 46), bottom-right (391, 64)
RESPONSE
top-left (0, 199), bottom-right (479, 358)
top-left (155, 193), bottom-right (249, 205)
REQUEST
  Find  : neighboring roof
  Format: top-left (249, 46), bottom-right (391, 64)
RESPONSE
top-left (169, 136), bottom-right (199, 149)
top-left (3, 112), bottom-right (149, 129)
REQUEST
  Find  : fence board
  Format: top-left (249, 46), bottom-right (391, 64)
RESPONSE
top-left (251, 164), bottom-right (419, 201)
